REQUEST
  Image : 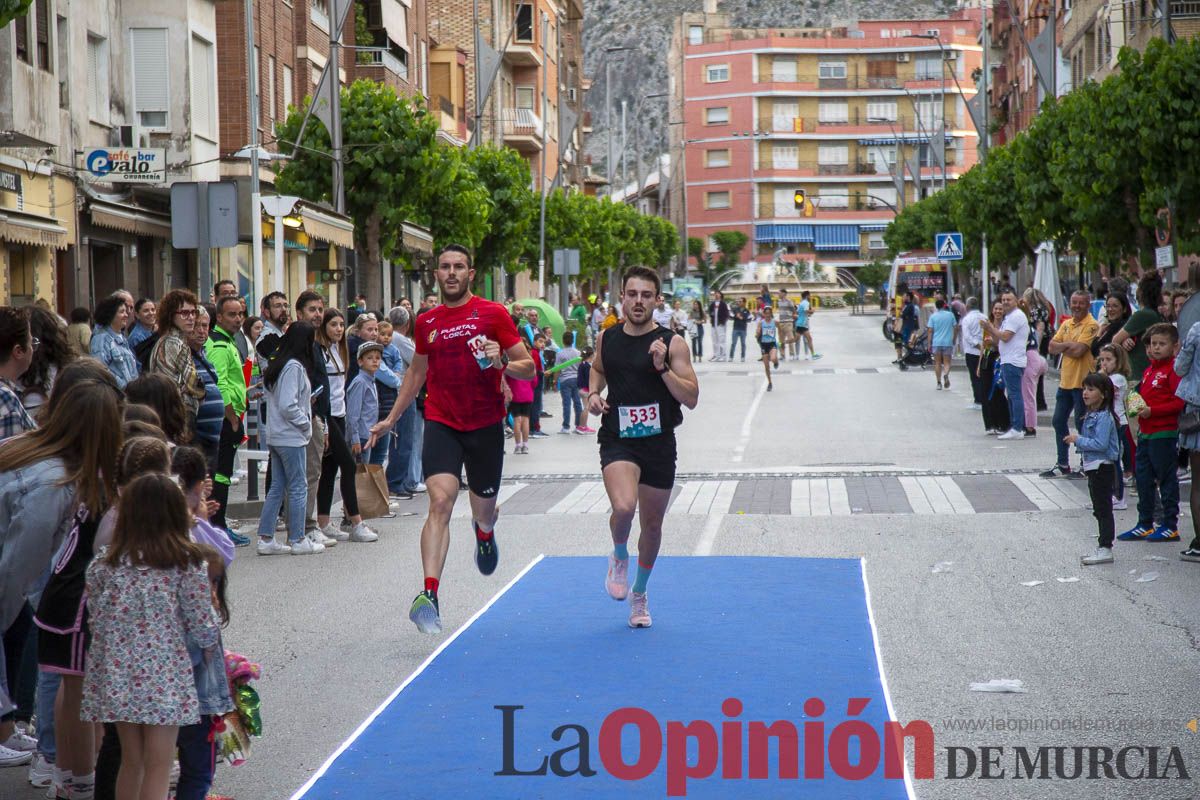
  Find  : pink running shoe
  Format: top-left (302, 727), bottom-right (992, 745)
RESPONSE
top-left (605, 554), bottom-right (629, 600)
top-left (628, 591), bottom-right (652, 628)
top-left (575, 425), bottom-right (596, 434)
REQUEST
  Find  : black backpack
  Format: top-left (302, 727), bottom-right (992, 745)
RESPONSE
top-left (134, 332), bottom-right (160, 372)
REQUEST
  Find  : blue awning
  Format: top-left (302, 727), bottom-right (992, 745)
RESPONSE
top-left (860, 223), bottom-right (889, 232)
top-left (857, 136), bottom-right (952, 146)
top-left (813, 225), bottom-right (861, 251)
top-left (755, 223), bottom-right (814, 244)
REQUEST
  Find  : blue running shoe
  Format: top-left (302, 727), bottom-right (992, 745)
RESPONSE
top-left (1146, 525), bottom-right (1180, 542)
top-left (409, 591), bottom-right (442, 634)
top-left (226, 528), bottom-right (251, 547)
top-left (473, 522), bottom-right (499, 576)
top-left (1116, 524), bottom-right (1153, 541)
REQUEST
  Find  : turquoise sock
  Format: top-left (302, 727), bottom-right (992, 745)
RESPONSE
top-left (613, 542), bottom-right (628, 561)
top-left (632, 561), bottom-right (653, 594)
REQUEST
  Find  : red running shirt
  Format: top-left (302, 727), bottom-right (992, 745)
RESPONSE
top-left (415, 296), bottom-right (523, 431)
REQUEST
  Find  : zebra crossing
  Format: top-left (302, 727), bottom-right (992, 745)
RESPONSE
top-left (428, 473), bottom-right (1112, 518)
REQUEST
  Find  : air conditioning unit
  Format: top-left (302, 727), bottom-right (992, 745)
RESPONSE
top-left (896, 53), bottom-right (911, 63)
top-left (944, 49), bottom-right (958, 60)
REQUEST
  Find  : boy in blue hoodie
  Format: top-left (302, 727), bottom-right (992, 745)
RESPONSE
top-left (345, 341), bottom-right (383, 459)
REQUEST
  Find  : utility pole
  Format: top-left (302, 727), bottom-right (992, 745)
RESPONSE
top-left (329, 0), bottom-right (348, 301)
top-left (244, 0), bottom-right (261, 308)
top-left (620, 100), bottom-right (628, 196)
top-left (537, 11), bottom-right (549, 297)
top-left (981, 1), bottom-right (990, 312)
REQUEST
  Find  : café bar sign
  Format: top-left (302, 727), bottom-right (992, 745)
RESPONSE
top-left (83, 148), bottom-right (166, 185)
top-left (0, 169), bottom-right (20, 194)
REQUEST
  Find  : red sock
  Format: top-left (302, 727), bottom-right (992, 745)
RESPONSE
top-left (424, 577), bottom-right (439, 595)
top-left (474, 521), bottom-right (493, 542)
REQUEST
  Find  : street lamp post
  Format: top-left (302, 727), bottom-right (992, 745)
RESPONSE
top-left (866, 116), bottom-right (906, 211)
top-left (604, 47), bottom-right (631, 195)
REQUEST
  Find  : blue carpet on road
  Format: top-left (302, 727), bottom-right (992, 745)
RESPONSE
top-left (294, 556), bottom-right (910, 799)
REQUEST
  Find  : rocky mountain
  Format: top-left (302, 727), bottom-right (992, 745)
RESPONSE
top-left (582, 0), bottom-right (959, 187)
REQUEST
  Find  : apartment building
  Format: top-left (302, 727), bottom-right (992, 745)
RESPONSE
top-left (1062, 0), bottom-right (1200, 91)
top-left (669, 2), bottom-right (983, 275)
top-left (1, 0), bottom-right (222, 308)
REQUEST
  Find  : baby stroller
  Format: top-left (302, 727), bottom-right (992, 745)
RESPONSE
top-left (898, 336), bottom-right (934, 370)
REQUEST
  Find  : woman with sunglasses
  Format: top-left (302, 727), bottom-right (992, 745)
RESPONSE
top-left (148, 290), bottom-right (207, 442)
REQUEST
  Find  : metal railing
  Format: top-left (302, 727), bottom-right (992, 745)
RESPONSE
top-left (499, 108), bottom-right (544, 138)
top-left (356, 47), bottom-right (408, 81)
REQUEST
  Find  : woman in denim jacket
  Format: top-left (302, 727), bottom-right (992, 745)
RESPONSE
top-left (89, 296), bottom-right (139, 389)
top-left (1174, 320), bottom-right (1200, 561)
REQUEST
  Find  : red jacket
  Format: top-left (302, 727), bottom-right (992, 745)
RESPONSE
top-left (1139, 357), bottom-right (1184, 436)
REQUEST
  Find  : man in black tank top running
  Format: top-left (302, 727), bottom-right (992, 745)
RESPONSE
top-left (588, 267), bottom-right (700, 628)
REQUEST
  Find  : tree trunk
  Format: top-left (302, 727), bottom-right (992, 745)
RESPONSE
top-left (358, 212), bottom-right (384, 309)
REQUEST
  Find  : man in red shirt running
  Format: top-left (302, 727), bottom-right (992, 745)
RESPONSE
top-left (372, 245), bottom-right (534, 633)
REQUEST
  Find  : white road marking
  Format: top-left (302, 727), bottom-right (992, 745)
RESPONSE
top-left (828, 478), bottom-right (852, 516)
top-left (694, 512), bottom-right (725, 556)
top-left (790, 478), bottom-right (811, 515)
top-left (933, 476), bottom-right (975, 515)
top-left (860, 559), bottom-right (919, 800)
top-left (688, 481), bottom-right (720, 514)
top-left (898, 476), bottom-right (935, 515)
top-left (732, 379), bottom-right (769, 463)
top-left (670, 481), bottom-right (703, 514)
top-left (289, 554), bottom-right (547, 800)
top-left (546, 482), bottom-right (595, 514)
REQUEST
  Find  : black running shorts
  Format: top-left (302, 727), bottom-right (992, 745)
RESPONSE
top-left (422, 420), bottom-right (505, 498)
top-left (598, 434), bottom-right (678, 490)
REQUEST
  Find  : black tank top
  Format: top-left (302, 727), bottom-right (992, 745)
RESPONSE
top-left (599, 324), bottom-right (683, 440)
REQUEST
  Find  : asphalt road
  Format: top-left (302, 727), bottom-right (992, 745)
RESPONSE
top-left (5, 309), bottom-right (1200, 799)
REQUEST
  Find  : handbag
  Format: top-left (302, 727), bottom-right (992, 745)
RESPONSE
top-left (354, 462), bottom-right (391, 519)
top-left (1180, 409), bottom-right (1200, 436)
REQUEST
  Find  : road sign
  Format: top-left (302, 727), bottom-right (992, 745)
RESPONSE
top-left (83, 148), bottom-right (166, 185)
top-left (935, 232), bottom-right (964, 261)
top-left (552, 248), bottom-right (580, 276)
top-left (1156, 245), bottom-right (1175, 269)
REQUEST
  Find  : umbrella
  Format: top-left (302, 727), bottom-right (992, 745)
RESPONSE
top-left (516, 298), bottom-right (565, 344)
top-left (1033, 242), bottom-right (1065, 329)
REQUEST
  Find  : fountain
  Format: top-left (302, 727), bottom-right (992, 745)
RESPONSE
top-left (715, 250), bottom-right (843, 307)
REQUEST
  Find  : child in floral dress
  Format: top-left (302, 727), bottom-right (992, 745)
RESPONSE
top-left (81, 474), bottom-right (219, 800)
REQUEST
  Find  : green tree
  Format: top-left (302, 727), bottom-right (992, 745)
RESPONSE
top-left (0, 0), bottom-right (32, 28)
top-left (855, 260), bottom-right (891, 292)
top-left (276, 80), bottom-right (472, 300)
top-left (467, 146), bottom-right (537, 275)
top-left (710, 230), bottom-right (749, 284)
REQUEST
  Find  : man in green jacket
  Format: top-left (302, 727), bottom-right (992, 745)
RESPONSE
top-left (205, 295), bottom-right (248, 536)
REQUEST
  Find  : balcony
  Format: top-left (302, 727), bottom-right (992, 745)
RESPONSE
top-left (505, 40), bottom-right (543, 66)
top-left (500, 108), bottom-right (543, 152)
top-left (356, 46), bottom-right (408, 82)
top-left (766, 114), bottom-right (959, 136)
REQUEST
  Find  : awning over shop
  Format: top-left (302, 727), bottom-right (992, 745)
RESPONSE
top-left (400, 221), bottom-right (433, 254)
top-left (298, 203), bottom-right (355, 249)
top-left (89, 200), bottom-right (172, 238)
top-left (755, 223), bottom-right (814, 244)
top-left (813, 225), bottom-right (861, 251)
top-left (860, 223), bottom-right (890, 232)
top-left (0, 210), bottom-right (69, 250)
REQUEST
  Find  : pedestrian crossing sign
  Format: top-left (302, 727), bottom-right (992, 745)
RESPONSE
top-left (935, 232), bottom-right (964, 260)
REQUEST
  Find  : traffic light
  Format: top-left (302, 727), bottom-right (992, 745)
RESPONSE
top-left (793, 188), bottom-right (806, 210)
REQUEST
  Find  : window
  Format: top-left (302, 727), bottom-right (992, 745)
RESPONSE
top-left (705, 191), bottom-right (731, 209)
top-left (917, 99), bottom-right (943, 130)
top-left (818, 61), bottom-right (846, 79)
top-left (915, 54), bottom-right (942, 80)
top-left (772, 145), bottom-right (798, 169)
top-left (56, 15), bottom-right (68, 107)
top-left (771, 101), bottom-right (797, 131)
top-left (266, 56), bottom-right (276, 122)
top-left (868, 234), bottom-right (887, 249)
top-left (817, 145), bottom-right (848, 165)
top-left (924, 28), bottom-right (940, 37)
top-left (131, 28), bottom-right (170, 129)
top-left (34, 0), bottom-right (50, 71)
top-left (704, 106), bottom-right (729, 125)
top-left (705, 236), bottom-right (717, 251)
top-left (688, 25), bottom-right (703, 45)
top-left (871, 145), bottom-right (897, 173)
top-left (14, 12), bottom-right (28, 63)
top-left (515, 2), bottom-right (533, 42)
top-left (190, 35), bottom-right (216, 139)
top-left (87, 34), bottom-right (109, 123)
top-left (818, 187), bottom-right (849, 208)
top-left (283, 64), bottom-right (294, 112)
top-left (774, 187), bottom-right (799, 216)
top-left (866, 101), bottom-right (897, 121)
top-left (866, 186), bottom-right (898, 208)
top-left (515, 86), bottom-right (535, 110)
top-left (705, 149), bottom-right (730, 167)
top-left (311, 0), bottom-right (330, 31)
top-left (773, 57), bottom-right (797, 82)
top-left (818, 101), bottom-right (849, 123)
top-left (8, 246), bottom-right (35, 303)
top-left (705, 64), bottom-right (729, 82)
